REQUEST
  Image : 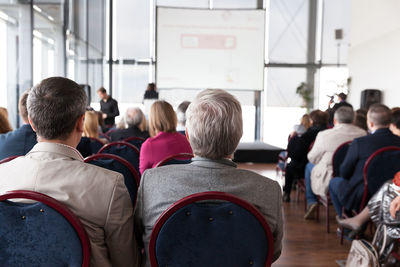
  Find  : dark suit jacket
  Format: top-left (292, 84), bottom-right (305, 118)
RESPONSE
top-left (0, 124), bottom-right (37, 161)
top-left (109, 127), bottom-right (150, 142)
top-left (339, 128), bottom-right (400, 211)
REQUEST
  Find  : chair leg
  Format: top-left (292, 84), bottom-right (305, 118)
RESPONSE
top-left (326, 204), bottom-right (330, 233)
top-left (340, 226), bottom-right (344, 245)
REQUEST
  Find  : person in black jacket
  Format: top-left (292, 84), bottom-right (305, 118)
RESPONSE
top-left (97, 87), bottom-right (119, 127)
top-left (283, 109), bottom-right (328, 202)
top-left (110, 107), bottom-right (150, 141)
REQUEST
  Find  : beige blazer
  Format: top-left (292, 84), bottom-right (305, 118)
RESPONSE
top-left (307, 123), bottom-right (366, 196)
top-left (0, 142), bottom-right (139, 267)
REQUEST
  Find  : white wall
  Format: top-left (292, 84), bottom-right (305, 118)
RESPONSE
top-left (348, 0), bottom-right (400, 109)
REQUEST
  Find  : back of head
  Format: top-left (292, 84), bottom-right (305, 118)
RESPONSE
top-left (367, 103), bottom-right (391, 128)
top-left (177, 101), bottom-right (191, 124)
top-left (186, 89), bottom-right (243, 160)
top-left (392, 109), bottom-right (400, 130)
top-left (125, 107), bottom-right (144, 128)
top-left (338, 93), bottom-right (347, 101)
top-left (28, 77), bottom-right (87, 140)
top-left (83, 111), bottom-right (99, 138)
top-left (19, 89), bottom-right (30, 123)
top-left (309, 109), bottom-right (328, 128)
top-left (0, 107), bottom-right (12, 133)
top-left (334, 106), bottom-right (354, 124)
top-left (354, 114), bottom-right (368, 131)
top-left (149, 100), bottom-right (177, 136)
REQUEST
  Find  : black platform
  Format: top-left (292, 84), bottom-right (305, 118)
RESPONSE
top-left (233, 142), bottom-right (284, 163)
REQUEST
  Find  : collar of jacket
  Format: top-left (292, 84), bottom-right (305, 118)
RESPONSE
top-left (27, 142), bottom-right (84, 161)
top-left (191, 156), bottom-right (237, 168)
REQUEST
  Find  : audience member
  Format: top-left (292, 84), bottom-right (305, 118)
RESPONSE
top-left (97, 87), bottom-right (119, 127)
top-left (83, 110), bottom-right (108, 144)
top-left (143, 83), bottom-right (159, 100)
top-left (303, 107), bottom-right (366, 219)
top-left (0, 77), bottom-right (139, 266)
top-left (283, 109), bottom-right (328, 201)
top-left (390, 109), bottom-right (400, 136)
top-left (110, 107), bottom-right (150, 141)
top-left (0, 107), bottom-right (12, 134)
top-left (176, 101), bottom-right (191, 134)
top-left (329, 104), bottom-right (400, 216)
top-left (354, 113), bottom-right (368, 131)
top-left (139, 100), bottom-right (192, 174)
top-left (0, 90), bottom-right (37, 160)
top-left (134, 89), bottom-right (283, 265)
top-left (327, 92), bottom-right (353, 125)
top-left (290, 114), bottom-right (311, 137)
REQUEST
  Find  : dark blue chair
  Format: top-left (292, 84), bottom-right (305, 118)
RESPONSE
top-left (155, 153), bottom-right (194, 168)
top-left (0, 190), bottom-right (90, 267)
top-left (76, 137), bottom-right (104, 157)
top-left (149, 191), bottom-right (274, 267)
top-left (84, 153), bottom-right (140, 207)
top-left (123, 136), bottom-right (145, 150)
top-left (99, 141), bottom-right (140, 174)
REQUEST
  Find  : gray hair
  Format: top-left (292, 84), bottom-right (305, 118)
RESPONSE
top-left (368, 103), bottom-right (391, 127)
top-left (125, 107), bottom-right (144, 128)
top-left (334, 106), bottom-right (354, 124)
top-left (186, 89), bottom-right (242, 159)
top-left (177, 101), bottom-right (191, 125)
top-left (27, 77), bottom-right (87, 140)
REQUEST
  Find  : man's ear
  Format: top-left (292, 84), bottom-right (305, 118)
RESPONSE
top-left (28, 116), bottom-right (37, 132)
top-left (76, 114), bottom-right (85, 133)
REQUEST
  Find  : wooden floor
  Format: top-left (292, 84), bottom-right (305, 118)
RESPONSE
top-left (237, 163), bottom-right (351, 267)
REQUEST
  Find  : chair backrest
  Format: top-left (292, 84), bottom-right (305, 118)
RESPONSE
top-left (155, 153), bottom-right (194, 168)
top-left (0, 190), bottom-right (90, 267)
top-left (331, 141), bottom-right (352, 177)
top-left (99, 141), bottom-right (140, 173)
top-left (89, 137), bottom-right (105, 154)
top-left (0, 155), bottom-right (20, 164)
top-left (123, 136), bottom-right (145, 150)
top-left (149, 191), bottom-right (274, 267)
top-left (84, 153), bottom-right (140, 206)
top-left (360, 146), bottom-right (400, 211)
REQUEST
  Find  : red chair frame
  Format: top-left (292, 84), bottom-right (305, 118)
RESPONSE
top-left (149, 191), bottom-right (274, 267)
top-left (84, 153), bottom-right (140, 189)
top-left (0, 190), bottom-right (91, 267)
top-left (99, 141), bottom-right (140, 158)
top-left (155, 153), bottom-right (194, 168)
top-left (359, 146), bottom-right (400, 212)
top-left (123, 136), bottom-right (145, 142)
top-left (0, 155), bottom-right (20, 164)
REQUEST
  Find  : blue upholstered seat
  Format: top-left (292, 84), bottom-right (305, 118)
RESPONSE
top-left (332, 141), bottom-right (351, 177)
top-left (155, 153), bottom-right (193, 168)
top-left (150, 192), bottom-right (273, 267)
top-left (99, 141), bottom-right (140, 174)
top-left (0, 196), bottom-right (85, 266)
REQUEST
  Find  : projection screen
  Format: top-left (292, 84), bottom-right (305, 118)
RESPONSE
top-left (156, 7), bottom-right (265, 90)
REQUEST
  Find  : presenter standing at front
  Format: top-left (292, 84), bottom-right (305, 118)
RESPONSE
top-left (97, 87), bottom-right (119, 130)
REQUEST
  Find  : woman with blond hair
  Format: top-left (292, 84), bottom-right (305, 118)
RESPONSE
top-left (139, 100), bottom-right (192, 174)
top-left (83, 111), bottom-right (108, 144)
top-left (0, 107), bottom-right (12, 134)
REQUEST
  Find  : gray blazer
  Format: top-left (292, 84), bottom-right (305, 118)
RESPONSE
top-left (134, 157), bottom-right (283, 266)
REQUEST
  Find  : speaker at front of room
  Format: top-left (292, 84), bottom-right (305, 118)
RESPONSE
top-left (361, 89), bottom-right (381, 109)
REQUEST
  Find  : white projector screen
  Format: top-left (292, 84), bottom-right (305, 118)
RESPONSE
top-left (156, 8), bottom-right (265, 90)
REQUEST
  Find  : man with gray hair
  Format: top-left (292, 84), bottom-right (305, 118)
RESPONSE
top-left (110, 107), bottom-right (149, 141)
top-left (0, 77), bottom-right (139, 266)
top-left (134, 89), bottom-right (283, 265)
top-left (303, 106), bottom-right (366, 219)
top-left (329, 104), bottom-right (400, 217)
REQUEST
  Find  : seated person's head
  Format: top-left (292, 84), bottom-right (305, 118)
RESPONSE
top-left (300, 114), bottom-right (311, 129)
top-left (0, 107), bottom-right (12, 134)
top-left (186, 89), bottom-right (242, 160)
top-left (126, 107), bottom-right (145, 129)
top-left (334, 106), bottom-right (354, 125)
top-left (19, 89), bottom-right (30, 124)
top-left (309, 109), bottom-right (328, 128)
top-left (176, 101), bottom-right (191, 127)
top-left (83, 111), bottom-right (99, 138)
top-left (27, 77), bottom-right (87, 144)
top-left (149, 100), bottom-right (177, 136)
top-left (390, 109), bottom-right (400, 136)
top-left (367, 104), bottom-right (391, 131)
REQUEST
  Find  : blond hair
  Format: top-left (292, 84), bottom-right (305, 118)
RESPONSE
top-left (0, 107), bottom-right (12, 134)
top-left (149, 101), bottom-right (177, 137)
top-left (83, 111), bottom-right (99, 138)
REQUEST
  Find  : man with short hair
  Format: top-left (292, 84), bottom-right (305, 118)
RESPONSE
top-left (303, 106), bottom-right (366, 219)
top-left (0, 89), bottom-right (37, 160)
top-left (329, 104), bottom-right (400, 216)
top-left (0, 77), bottom-right (139, 267)
top-left (110, 107), bottom-right (150, 141)
top-left (134, 89), bottom-right (283, 266)
top-left (97, 87), bottom-right (119, 127)
top-left (176, 101), bottom-right (191, 134)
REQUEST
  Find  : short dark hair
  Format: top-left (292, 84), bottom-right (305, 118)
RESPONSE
top-left (367, 103), bottom-right (391, 127)
top-left (97, 87), bottom-right (106, 94)
top-left (309, 109), bottom-right (328, 127)
top-left (28, 77), bottom-right (87, 140)
top-left (392, 110), bottom-right (400, 130)
top-left (19, 89), bottom-right (30, 122)
top-left (338, 93), bottom-right (347, 101)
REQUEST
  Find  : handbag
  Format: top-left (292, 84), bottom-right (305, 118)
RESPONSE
top-left (345, 239), bottom-right (380, 267)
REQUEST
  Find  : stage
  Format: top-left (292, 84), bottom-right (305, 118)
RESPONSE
top-left (233, 142), bottom-right (284, 163)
